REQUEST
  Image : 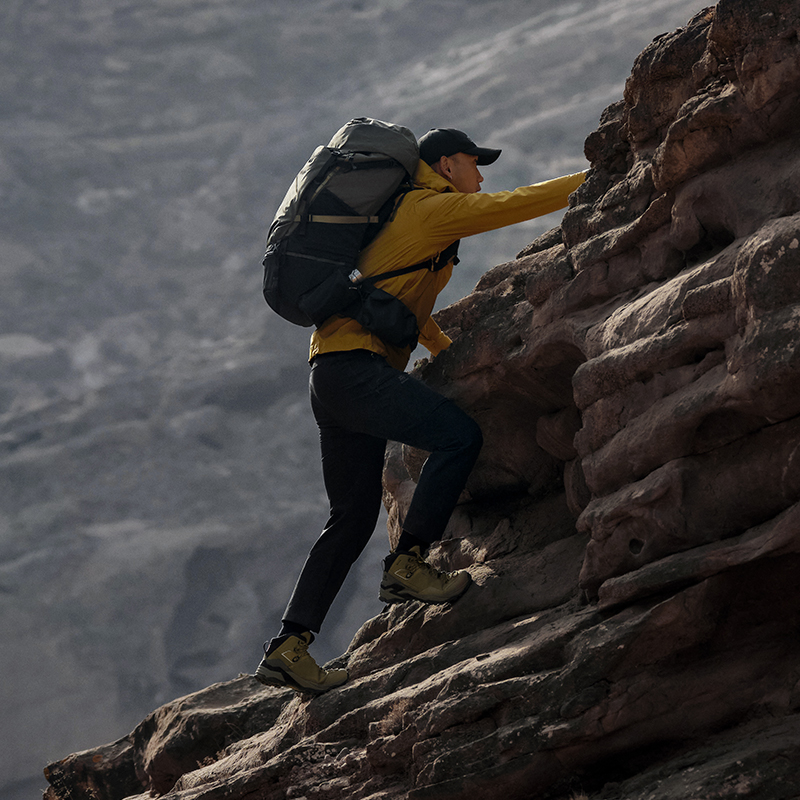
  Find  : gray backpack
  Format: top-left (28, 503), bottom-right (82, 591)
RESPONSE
top-left (261, 117), bottom-right (456, 348)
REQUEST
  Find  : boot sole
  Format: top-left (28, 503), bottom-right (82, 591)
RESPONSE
top-left (379, 575), bottom-right (472, 605)
top-left (254, 662), bottom-right (346, 696)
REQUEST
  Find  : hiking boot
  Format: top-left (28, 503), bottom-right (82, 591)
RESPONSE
top-left (379, 546), bottom-right (472, 604)
top-left (254, 632), bottom-right (348, 695)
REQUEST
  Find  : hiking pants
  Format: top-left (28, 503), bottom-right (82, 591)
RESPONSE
top-left (282, 349), bottom-right (483, 633)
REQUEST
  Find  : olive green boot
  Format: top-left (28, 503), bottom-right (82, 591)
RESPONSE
top-left (254, 632), bottom-right (348, 695)
top-left (379, 546), bottom-right (472, 604)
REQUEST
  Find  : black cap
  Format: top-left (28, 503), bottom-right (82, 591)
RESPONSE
top-left (418, 128), bottom-right (502, 166)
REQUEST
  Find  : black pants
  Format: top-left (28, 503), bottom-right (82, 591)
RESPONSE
top-left (282, 349), bottom-right (483, 633)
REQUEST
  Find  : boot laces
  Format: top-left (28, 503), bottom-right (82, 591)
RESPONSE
top-left (413, 552), bottom-right (455, 582)
top-left (292, 636), bottom-right (311, 659)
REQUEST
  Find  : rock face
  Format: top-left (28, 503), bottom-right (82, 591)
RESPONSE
top-left (45, 1), bottom-right (800, 798)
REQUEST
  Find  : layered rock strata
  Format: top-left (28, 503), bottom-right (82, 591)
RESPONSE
top-left (45, 1), bottom-right (800, 798)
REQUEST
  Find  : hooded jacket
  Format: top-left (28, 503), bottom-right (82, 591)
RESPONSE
top-left (309, 160), bottom-right (586, 370)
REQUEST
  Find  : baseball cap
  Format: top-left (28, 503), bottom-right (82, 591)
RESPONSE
top-left (418, 128), bottom-right (502, 166)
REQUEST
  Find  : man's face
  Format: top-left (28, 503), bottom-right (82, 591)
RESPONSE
top-left (440, 153), bottom-right (484, 193)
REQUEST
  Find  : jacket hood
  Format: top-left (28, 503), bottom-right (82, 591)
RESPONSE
top-left (414, 159), bottom-right (457, 194)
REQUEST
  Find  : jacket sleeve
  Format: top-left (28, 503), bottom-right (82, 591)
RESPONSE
top-left (416, 171), bottom-right (587, 245)
top-left (418, 315), bottom-right (452, 356)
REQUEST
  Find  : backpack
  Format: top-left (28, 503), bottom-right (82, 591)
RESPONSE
top-left (261, 117), bottom-right (457, 349)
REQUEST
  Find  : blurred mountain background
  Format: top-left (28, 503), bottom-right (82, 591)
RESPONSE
top-left (0, 1), bottom-right (702, 797)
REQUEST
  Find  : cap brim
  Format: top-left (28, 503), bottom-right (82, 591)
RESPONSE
top-left (469, 146), bottom-right (502, 166)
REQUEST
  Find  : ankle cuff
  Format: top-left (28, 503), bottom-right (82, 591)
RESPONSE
top-left (265, 630), bottom-right (313, 654)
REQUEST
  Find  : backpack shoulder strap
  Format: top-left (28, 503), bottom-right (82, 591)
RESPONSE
top-left (295, 214), bottom-right (381, 224)
top-left (353, 239), bottom-right (461, 285)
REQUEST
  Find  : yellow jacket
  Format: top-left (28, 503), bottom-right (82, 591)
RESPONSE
top-left (309, 160), bottom-right (586, 370)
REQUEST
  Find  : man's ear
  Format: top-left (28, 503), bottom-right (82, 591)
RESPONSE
top-left (432, 155), bottom-right (451, 180)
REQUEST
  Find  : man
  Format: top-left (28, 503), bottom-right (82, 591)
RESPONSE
top-left (255, 127), bottom-right (586, 694)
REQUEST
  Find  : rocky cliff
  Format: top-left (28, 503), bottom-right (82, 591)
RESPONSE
top-left (43, 0), bottom-right (800, 798)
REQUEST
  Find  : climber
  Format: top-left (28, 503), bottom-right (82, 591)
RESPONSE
top-left (254, 126), bottom-right (587, 695)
